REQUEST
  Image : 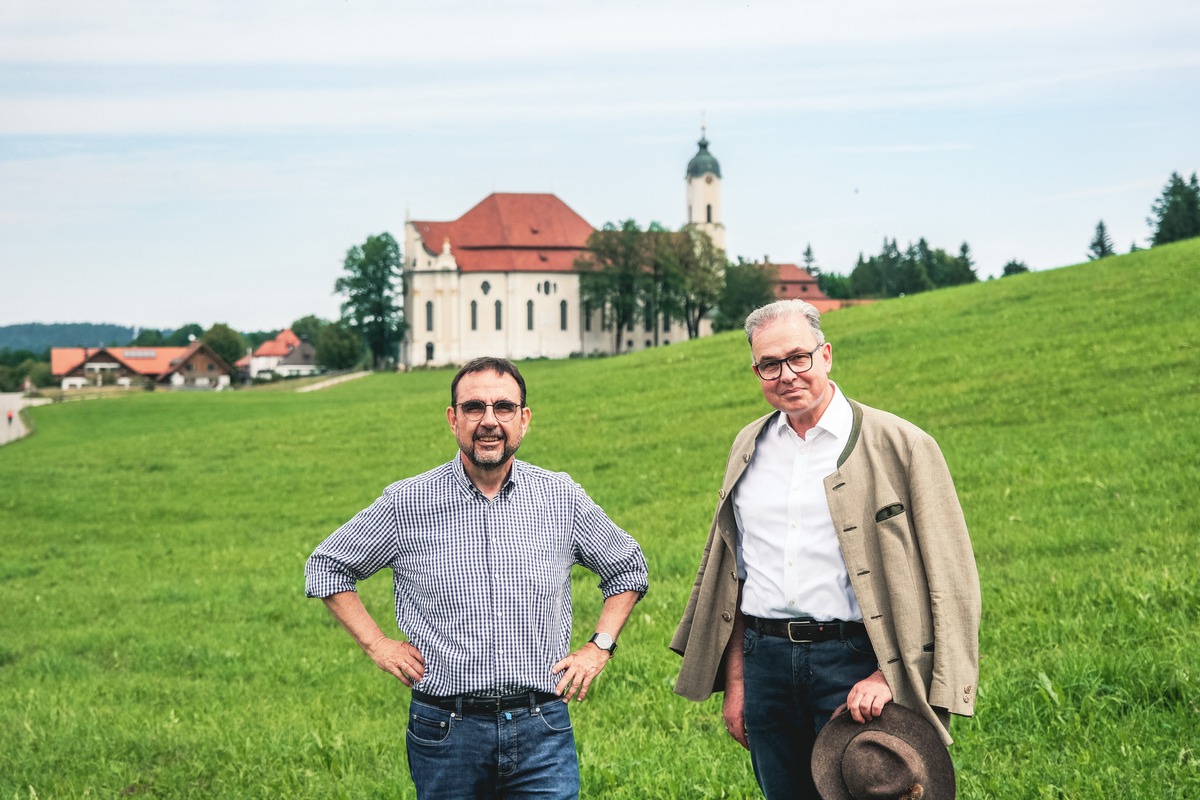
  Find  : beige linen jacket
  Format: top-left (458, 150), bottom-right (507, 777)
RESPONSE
top-left (670, 399), bottom-right (980, 744)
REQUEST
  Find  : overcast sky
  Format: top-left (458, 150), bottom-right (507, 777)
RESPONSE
top-left (2, 0), bottom-right (1197, 332)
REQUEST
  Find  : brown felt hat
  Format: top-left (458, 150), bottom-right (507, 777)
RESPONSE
top-left (812, 703), bottom-right (955, 800)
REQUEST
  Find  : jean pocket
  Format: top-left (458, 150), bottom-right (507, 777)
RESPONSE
top-left (406, 705), bottom-right (454, 745)
top-left (843, 631), bottom-right (876, 658)
top-left (742, 627), bottom-right (758, 657)
top-left (534, 700), bottom-right (574, 734)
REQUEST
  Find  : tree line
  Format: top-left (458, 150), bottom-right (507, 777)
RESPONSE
top-left (12, 169), bottom-right (1198, 392)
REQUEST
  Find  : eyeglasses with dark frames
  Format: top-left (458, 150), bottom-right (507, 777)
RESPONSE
top-left (455, 400), bottom-right (523, 422)
top-left (753, 344), bottom-right (824, 381)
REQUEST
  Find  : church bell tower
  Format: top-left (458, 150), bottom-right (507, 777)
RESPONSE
top-left (686, 127), bottom-right (725, 250)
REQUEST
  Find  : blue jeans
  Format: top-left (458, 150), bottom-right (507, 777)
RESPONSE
top-left (405, 696), bottom-right (579, 799)
top-left (741, 627), bottom-right (878, 800)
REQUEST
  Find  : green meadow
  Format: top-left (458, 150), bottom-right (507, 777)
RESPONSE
top-left (3, 240), bottom-right (1199, 798)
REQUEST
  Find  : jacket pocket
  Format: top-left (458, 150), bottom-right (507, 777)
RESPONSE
top-left (875, 502), bottom-right (905, 522)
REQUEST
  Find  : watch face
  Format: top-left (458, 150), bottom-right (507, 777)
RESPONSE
top-left (591, 633), bottom-right (614, 650)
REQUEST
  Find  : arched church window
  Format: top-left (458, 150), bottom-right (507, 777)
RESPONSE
top-left (706, 204), bottom-right (713, 223)
top-left (481, 281), bottom-right (491, 295)
top-left (495, 301), bottom-right (503, 330)
top-left (560, 300), bottom-right (568, 331)
top-left (527, 300), bottom-right (534, 331)
top-left (470, 301), bottom-right (478, 331)
top-left (425, 301), bottom-right (434, 332)
top-left (425, 342), bottom-right (434, 361)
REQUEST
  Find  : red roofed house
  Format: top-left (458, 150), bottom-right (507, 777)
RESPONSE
top-left (240, 328), bottom-right (319, 379)
top-left (52, 341), bottom-right (235, 390)
top-left (770, 262), bottom-right (841, 313)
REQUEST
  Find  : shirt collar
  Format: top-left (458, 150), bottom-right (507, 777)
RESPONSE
top-left (449, 452), bottom-right (521, 496)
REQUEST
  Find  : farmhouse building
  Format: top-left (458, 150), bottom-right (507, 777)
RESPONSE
top-left (51, 341), bottom-right (235, 390)
top-left (771, 262), bottom-right (837, 311)
top-left (237, 328), bottom-right (319, 379)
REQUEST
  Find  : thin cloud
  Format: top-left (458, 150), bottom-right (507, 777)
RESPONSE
top-left (1031, 179), bottom-right (1166, 205)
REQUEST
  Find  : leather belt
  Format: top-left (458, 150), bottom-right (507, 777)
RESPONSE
top-left (411, 689), bottom-right (559, 715)
top-left (747, 616), bottom-right (866, 643)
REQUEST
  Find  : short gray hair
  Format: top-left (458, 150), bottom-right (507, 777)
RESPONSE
top-left (744, 300), bottom-right (825, 346)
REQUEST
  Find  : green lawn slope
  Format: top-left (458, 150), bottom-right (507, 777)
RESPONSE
top-left (2, 239), bottom-right (1198, 798)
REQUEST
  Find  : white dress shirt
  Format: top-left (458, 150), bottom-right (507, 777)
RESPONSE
top-left (732, 383), bottom-right (862, 622)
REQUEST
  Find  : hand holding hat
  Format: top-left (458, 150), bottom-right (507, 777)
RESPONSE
top-left (812, 703), bottom-right (955, 800)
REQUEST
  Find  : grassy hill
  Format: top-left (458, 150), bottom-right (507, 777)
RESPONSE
top-left (2, 240), bottom-right (1198, 798)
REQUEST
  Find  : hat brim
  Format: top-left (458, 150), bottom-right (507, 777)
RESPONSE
top-left (812, 703), bottom-right (955, 800)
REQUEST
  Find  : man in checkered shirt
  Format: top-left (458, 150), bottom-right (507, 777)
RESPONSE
top-left (305, 356), bottom-right (648, 799)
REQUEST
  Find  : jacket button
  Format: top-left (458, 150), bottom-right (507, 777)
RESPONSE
top-left (718, 489), bottom-right (725, 499)
top-left (742, 453), bottom-right (750, 463)
top-left (722, 611), bottom-right (732, 622)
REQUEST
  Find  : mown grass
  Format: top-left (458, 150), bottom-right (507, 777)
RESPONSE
top-left (2, 239), bottom-right (1199, 798)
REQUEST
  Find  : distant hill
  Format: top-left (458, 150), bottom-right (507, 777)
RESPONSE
top-left (0, 322), bottom-right (138, 353)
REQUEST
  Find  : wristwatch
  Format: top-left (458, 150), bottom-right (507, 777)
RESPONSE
top-left (588, 632), bottom-right (618, 656)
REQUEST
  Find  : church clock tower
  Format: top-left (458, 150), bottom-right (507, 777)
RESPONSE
top-left (686, 127), bottom-right (725, 250)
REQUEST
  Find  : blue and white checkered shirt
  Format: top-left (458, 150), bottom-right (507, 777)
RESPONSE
top-left (305, 455), bottom-right (649, 696)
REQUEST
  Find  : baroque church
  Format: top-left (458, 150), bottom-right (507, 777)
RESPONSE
top-left (399, 132), bottom-right (825, 368)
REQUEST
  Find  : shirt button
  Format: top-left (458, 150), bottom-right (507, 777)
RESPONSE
top-left (788, 600), bottom-right (796, 607)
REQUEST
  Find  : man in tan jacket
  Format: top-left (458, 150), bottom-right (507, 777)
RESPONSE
top-left (671, 299), bottom-right (980, 799)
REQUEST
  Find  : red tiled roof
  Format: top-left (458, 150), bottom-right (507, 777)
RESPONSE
top-left (51, 346), bottom-right (194, 376)
top-left (159, 340), bottom-right (234, 379)
top-left (51, 348), bottom-right (88, 375)
top-left (410, 193), bottom-right (594, 274)
top-left (254, 328), bottom-right (301, 357)
top-left (773, 263), bottom-right (830, 301)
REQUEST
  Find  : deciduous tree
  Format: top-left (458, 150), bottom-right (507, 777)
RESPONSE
top-left (166, 323), bottom-right (204, 346)
top-left (576, 220), bottom-right (648, 354)
top-left (672, 226), bottom-right (726, 339)
top-left (201, 323), bottom-right (245, 367)
top-left (1002, 259), bottom-right (1030, 277)
top-left (316, 322), bottom-right (362, 370)
top-left (290, 315), bottom-right (328, 344)
top-left (334, 232), bottom-right (404, 369)
top-left (129, 328), bottom-right (165, 346)
top-left (714, 260), bottom-right (778, 332)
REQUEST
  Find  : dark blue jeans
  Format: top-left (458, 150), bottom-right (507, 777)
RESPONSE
top-left (405, 696), bottom-right (579, 799)
top-left (741, 626), bottom-right (878, 800)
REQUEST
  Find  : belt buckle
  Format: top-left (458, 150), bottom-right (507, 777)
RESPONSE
top-left (469, 695), bottom-right (503, 713)
top-left (787, 621), bottom-right (814, 643)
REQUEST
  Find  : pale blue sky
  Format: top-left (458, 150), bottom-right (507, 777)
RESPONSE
top-left (2, 0), bottom-right (1197, 331)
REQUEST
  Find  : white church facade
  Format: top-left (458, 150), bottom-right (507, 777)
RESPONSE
top-left (400, 132), bottom-right (726, 368)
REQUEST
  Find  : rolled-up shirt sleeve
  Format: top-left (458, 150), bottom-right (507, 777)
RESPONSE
top-left (305, 489), bottom-right (399, 598)
top-left (570, 483), bottom-right (649, 600)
